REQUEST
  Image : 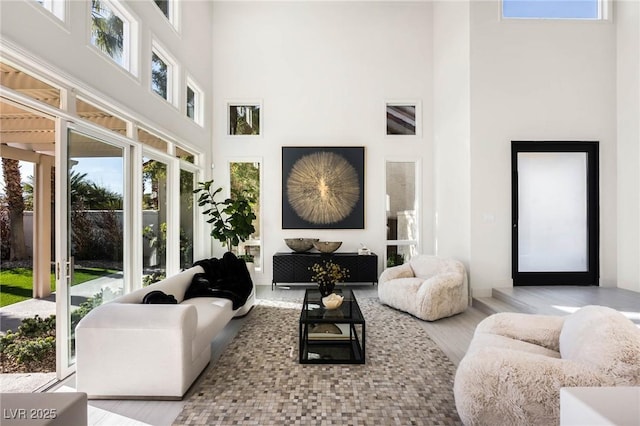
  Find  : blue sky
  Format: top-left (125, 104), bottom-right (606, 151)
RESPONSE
top-left (70, 157), bottom-right (124, 195)
top-left (0, 158), bottom-right (123, 198)
top-left (503, 0), bottom-right (599, 19)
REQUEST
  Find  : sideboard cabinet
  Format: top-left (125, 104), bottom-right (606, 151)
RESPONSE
top-left (272, 252), bottom-right (378, 289)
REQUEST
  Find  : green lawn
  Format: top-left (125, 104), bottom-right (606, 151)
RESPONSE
top-left (0, 267), bottom-right (118, 308)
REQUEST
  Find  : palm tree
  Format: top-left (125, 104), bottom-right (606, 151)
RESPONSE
top-left (91, 0), bottom-right (124, 62)
top-left (1, 158), bottom-right (27, 260)
top-left (69, 171), bottom-right (122, 210)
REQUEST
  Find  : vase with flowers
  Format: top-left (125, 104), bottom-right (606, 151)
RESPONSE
top-left (309, 259), bottom-right (350, 297)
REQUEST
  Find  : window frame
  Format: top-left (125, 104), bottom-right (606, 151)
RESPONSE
top-left (88, 0), bottom-right (139, 76)
top-left (384, 158), bottom-right (421, 265)
top-left (150, 40), bottom-right (178, 107)
top-left (35, 0), bottom-right (66, 22)
top-left (226, 101), bottom-right (263, 137)
top-left (153, 0), bottom-right (181, 32)
top-left (228, 158), bottom-right (262, 271)
top-left (185, 75), bottom-right (204, 126)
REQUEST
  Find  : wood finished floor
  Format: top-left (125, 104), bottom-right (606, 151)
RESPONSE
top-left (50, 284), bottom-right (639, 425)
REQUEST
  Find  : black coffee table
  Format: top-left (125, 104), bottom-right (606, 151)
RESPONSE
top-left (299, 289), bottom-right (365, 364)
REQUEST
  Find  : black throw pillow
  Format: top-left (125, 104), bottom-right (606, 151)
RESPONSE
top-left (142, 290), bottom-right (178, 304)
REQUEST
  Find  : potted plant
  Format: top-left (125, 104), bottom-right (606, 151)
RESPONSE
top-left (309, 259), bottom-right (350, 297)
top-left (194, 180), bottom-right (256, 253)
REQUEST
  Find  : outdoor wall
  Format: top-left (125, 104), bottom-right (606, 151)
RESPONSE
top-left (20, 211), bottom-right (159, 263)
top-left (211, 1), bottom-right (435, 284)
top-left (616, 0), bottom-right (640, 294)
top-left (468, 0), bottom-right (618, 296)
top-left (0, 0), bottom-right (213, 154)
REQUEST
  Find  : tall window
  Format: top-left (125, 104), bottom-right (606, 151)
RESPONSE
top-left (230, 161), bottom-right (261, 270)
top-left (186, 77), bottom-right (203, 125)
top-left (151, 53), bottom-right (167, 99)
top-left (151, 44), bottom-right (176, 104)
top-left (142, 157), bottom-right (168, 279)
top-left (503, 0), bottom-right (605, 19)
top-left (385, 161), bottom-right (419, 266)
top-left (90, 0), bottom-right (133, 71)
top-left (179, 168), bottom-right (195, 269)
top-left (186, 87), bottom-right (194, 118)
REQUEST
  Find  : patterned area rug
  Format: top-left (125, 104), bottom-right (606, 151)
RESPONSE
top-left (173, 297), bottom-right (462, 425)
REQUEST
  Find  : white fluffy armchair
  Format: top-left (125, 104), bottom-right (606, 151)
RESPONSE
top-left (454, 305), bottom-right (640, 425)
top-left (378, 255), bottom-right (468, 321)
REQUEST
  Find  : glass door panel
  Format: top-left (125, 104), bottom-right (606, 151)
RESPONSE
top-left (511, 141), bottom-right (599, 286)
top-left (517, 152), bottom-right (587, 272)
top-left (66, 129), bottom-right (124, 364)
top-left (142, 157), bottom-right (167, 280)
top-left (180, 169), bottom-right (195, 269)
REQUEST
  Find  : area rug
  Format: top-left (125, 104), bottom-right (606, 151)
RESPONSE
top-left (173, 297), bottom-right (462, 425)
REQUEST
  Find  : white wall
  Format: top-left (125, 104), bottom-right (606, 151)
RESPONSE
top-left (211, 1), bottom-right (435, 284)
top-left (0, 0), bottom-right (213, 153)
top-left (616, 0), bottom-right (640, 293)
top-left (468, 1), bottom-right (618, 296)
top-left (433, 1), bottom-right (471, 270)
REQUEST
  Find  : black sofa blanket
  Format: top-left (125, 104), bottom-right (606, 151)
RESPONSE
top-left (184, 252), bottom-right (253, 310)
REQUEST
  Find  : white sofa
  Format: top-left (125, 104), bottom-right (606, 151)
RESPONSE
top-left (75, 265), bottom-right (254, 399)
top-left (378, 255), bottom-right (468, 321)
top-left (454, 305), bottom-right (640, 425)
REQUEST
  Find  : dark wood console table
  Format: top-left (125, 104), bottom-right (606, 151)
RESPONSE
top-left (272, 252), bottom-right (378, 290)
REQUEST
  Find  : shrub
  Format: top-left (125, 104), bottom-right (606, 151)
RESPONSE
top-left (16, 315), bottom-right (56, 338)
top-left (1, 314), bottom-right (56, 372)
top-left (4, 336), bottom-right (55, 364)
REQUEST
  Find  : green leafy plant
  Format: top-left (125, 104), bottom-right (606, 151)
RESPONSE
top-left (16, 315), bottom-right (56, 338)
top-left (4, 337), bottom-right (55, 364)
top-left (238, 254), bottom-right (254, 263)
top-left (193, 180), bottom-right (256, 252)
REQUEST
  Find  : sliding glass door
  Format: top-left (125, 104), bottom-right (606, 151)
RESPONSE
top-left (56, 125), bottom-right (129, 377)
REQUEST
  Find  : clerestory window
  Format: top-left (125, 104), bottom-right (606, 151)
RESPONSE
top-left (186, 77), bottom-right (203, 125)
top-left (90, 0), bottom-right (137, 74)
top-left (35, 0), bottom-right (65, 21)
top-left (154, 0), bottom-right (179, 30)
top-left (151, 43), bottom-right (177, 105)
top-left (502, 0), bottom-right (607, 20)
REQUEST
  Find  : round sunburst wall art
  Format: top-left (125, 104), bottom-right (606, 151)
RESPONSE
top-left (286, 151), bottom-right (360, 224)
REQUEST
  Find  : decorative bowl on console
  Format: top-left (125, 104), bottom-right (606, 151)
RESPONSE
top-left (313, 241), bottom-right (342, 254)
top-left (284, 238), bottom-right (319, 252)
